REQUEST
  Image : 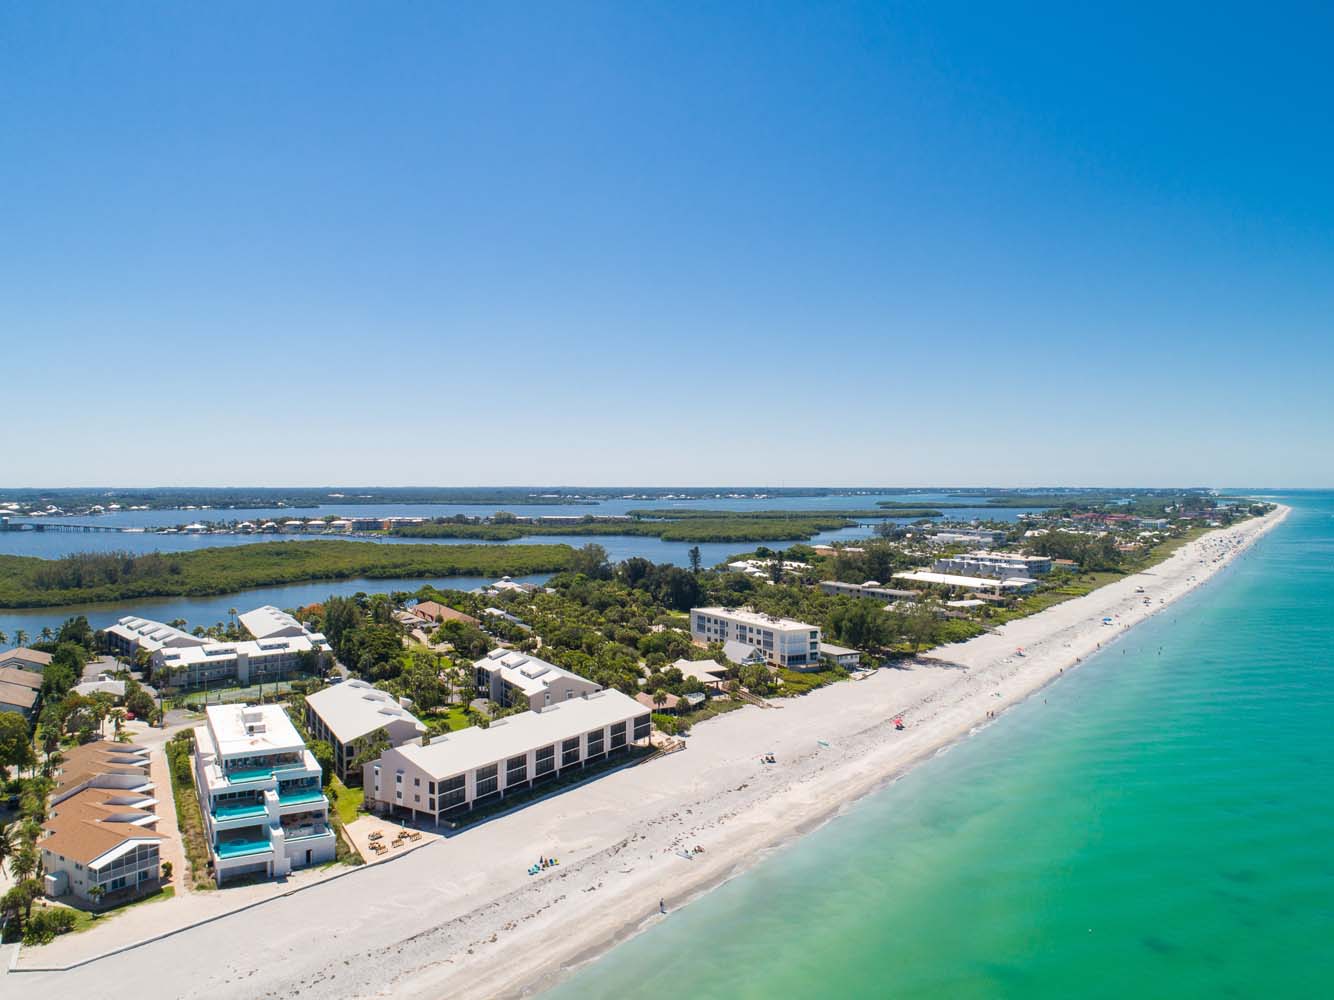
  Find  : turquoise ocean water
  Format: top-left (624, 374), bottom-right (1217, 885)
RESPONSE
top-left (546, 492), bottom-right (1333, 999)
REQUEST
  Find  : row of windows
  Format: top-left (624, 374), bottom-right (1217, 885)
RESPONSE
top-left (398, 722), bottom-right (652, 813)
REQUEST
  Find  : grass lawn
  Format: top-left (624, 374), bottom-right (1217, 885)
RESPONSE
top-left (328, 776), bottom-right (364, 826)
top-left (420, 704), bottom-right (473, 735)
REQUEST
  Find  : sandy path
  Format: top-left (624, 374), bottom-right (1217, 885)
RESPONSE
top-left (2, 507), bottom-right (1286, 1000)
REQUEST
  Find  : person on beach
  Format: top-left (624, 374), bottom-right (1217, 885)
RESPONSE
top-left (660, 898), bottom-right (666, 914)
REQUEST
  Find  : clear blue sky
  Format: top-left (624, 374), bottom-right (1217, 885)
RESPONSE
top-left (3, 2), bottom-right (1331, 488)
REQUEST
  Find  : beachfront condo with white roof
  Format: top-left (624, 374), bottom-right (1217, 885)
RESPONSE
top-left (102, 615), bottom-right (210, 658)
top-left (473, 649), bottom-right (603, 712)
top-left (305, 679), bottom-right (427, 782)
top-left (689, 607), bottom-right (822, 668)
top-left (192, 704), bottom-right (336, 885)
top-left (362, 689), bottom-right (650, 824)
top-left (239, 604), bottom-right (318, 640)
top-left (153, 633), bottom-right (331, 690)
top-left (931, 551), bottom-right (1053, 580)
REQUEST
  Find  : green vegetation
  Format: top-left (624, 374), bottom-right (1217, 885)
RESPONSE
top-left (165, 731), bottom-right (215, 891)
top-left (327, 775), bottom-right (364, 827)
top-left (393, 513), bottom-right (861, 543)
top-left (622, 508), bottom-right (945, 520)
top-left (388, 507), bottom-right (957, 546)
top-left (419, 705), bottom-right (472, 735)
top-left (776, 667), bottom-right (849, 696)
top-left (0, 540), bottom-right (575, 608)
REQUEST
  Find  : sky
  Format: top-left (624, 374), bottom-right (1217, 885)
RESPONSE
top-left (3, 2), bottom-right (1332, 488)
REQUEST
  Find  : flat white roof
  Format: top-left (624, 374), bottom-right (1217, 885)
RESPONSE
top-left (894, 571), bottom-right (1038, 590)
top-left (306, 680), bottom-right (425, 746)
top-left (476, 649), bottom-right (594, 697)
top-left (819, 642), bottom-right (860, 656)
top-left (157, 632), bottom-right (330, 666)
top-left (389, 690), bottom-right (647, 779)
top-left (691, 606), bottom-right (819, 633)
top-left (105, 616), bottom-right (208, 650)
top-left (205, 703), bottom-right (306, 758)
top-left (238, 605), bottom-right (309, 639)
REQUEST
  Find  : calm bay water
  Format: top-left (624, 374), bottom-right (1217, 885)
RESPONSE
top-left (0, 494), bottom-right (1038, 636)
top-left (545, 491), bottom-right (1334, 999)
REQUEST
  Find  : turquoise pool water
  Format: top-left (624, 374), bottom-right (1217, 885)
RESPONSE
top-left (277, 788), bottom-right (326, 805)
top-left (547, 493), bottom-right (1334, 998)
top-left (215, 837), bottom-right (273, 859)
top-left (224, 767), bottom-right (274, 784)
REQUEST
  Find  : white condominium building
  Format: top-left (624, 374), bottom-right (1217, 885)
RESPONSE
top-left (153, 633), bottom-right (331, 690)
top-left (239, 605), bottom-right (319, 641)
top-left (102, 616), bottom-right (209, 658)
top-left (893, 570), bottom-right (1039, 593)
top-left (363, 690), bottom-right (650, 824)
top-left (690, 606), bottom-right (821, 668)
top-left (932, 551), bottom-right (1052, 579)
top-left (473, 649), bottom-right (603, 712)
top-left (192, 704), bottom-right (336, 885)
top-left (928, 528), bottom-right (1008, 548)
top-left (305, 679), bottom-right (427, 782)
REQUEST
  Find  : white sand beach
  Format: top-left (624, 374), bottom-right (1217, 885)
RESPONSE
top-left (4, 507), bottom-right (1287, 1000)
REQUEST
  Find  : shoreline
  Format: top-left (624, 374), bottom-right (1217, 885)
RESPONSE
top-left (9, 507), bottom-right (1288, 1000)
top-left (464, 506), bottom-right (1291, 1000)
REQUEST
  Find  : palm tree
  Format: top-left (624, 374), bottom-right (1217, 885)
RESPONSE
top-left (13, 629), bottom-right (27, 648)
top-left (88, 883), bottom-right (106, 908)
top-left (110, 708), bottom-right (126, 735)
top-left (39, 626), bottom-right (54, 643)
top-left (0, 822), bottom-right (14, 878)
top-left (0, 629), bottom-right (8, 646)
top-left (652, 688), bottom-right (669, 712)
top-left (10, 848), bottom-right (37, 884)
top-left (40, 749), bottom-right (64, 780)
top-left (228, 607), bottom-right (239, 638)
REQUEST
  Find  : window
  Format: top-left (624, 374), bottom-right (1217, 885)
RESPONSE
top-left (562, 737), bottom-right (581, 767)
top-left (474, 763), bottom-right (499, 799)
top-left (535, 744), bottom-right (555, 776)
top-left (506, 754), bottom-right (527, 786)
top-left (414, 777), bottom-right (420, 787)
top-left (441, 775), bottom-right (466, 810)
top-left (610, 721), bottom-right (627, 750)
top-left (586, 728), bottom-right (605, 757)
top-left (633, 714), bottom-right (651, 741)
top-left (428, 781), bottom-right (436, 795)
top-left (414, 794), bottom-right (420, 804)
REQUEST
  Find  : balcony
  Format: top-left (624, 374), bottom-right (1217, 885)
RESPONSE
top-left (282, 822), bottom-right (333, 842)
top-left (212, 799), bottom-right (269, 824)
top-left (224, 766), bottom-right (276, 785)
top-left (277, 787), bottom-right (326, 809)
top-left (214, 834), bottom-right (274, 860)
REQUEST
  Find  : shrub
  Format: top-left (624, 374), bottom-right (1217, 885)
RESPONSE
top-left (22, 906), bottom-right (76, 945)
top-left (650, 712), bottom-right (678, 736)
